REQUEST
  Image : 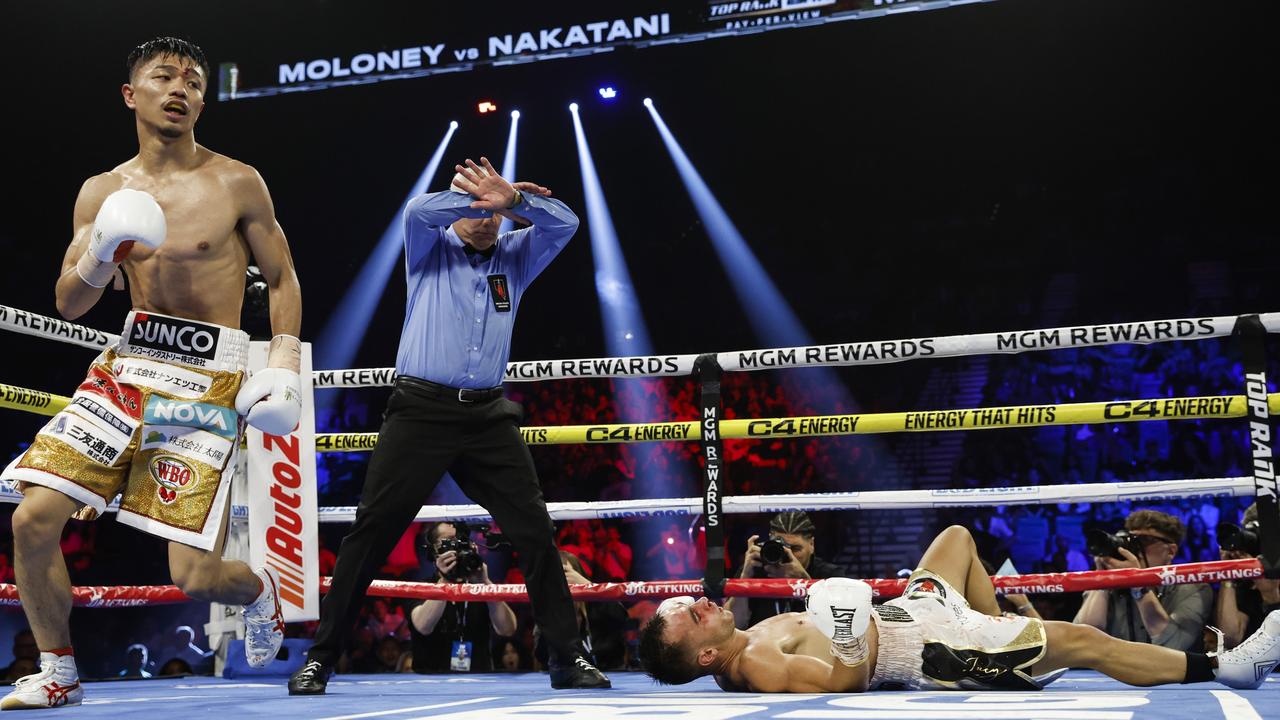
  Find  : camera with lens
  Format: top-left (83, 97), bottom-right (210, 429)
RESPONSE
top-left (1217, 521), bottom-right (1261, 557)
top-left (1086, 528), bottom-right (1144, 560)
top-left (426, 521), bottom-right (509, 582)
top-left (436, 536), bottom-right (482, 582)
top-left (757, 536), bottom-right (790, 565)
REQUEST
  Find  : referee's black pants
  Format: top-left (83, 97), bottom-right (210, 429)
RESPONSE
top-left (307, 377), bottom-right (581, 666)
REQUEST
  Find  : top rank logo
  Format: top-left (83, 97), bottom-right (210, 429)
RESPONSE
top-left (130, 313), bottom-right (220, 360)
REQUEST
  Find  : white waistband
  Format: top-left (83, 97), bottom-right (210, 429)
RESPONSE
top-left (116, 310), bottom-right (249, 373)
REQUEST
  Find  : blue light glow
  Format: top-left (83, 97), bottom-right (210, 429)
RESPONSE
top-left (498, 111), bottom-right (521, 234)
top-left (643, 99), bottom-right (856, 414)
top-left (314, 121), bottom-right (459, 376)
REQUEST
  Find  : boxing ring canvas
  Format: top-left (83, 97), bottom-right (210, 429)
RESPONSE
top-left (60, 670), bottom-right (1279, 719)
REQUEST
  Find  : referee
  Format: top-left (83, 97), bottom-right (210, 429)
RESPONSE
top-left (289, 157), bottom-right (610, 692)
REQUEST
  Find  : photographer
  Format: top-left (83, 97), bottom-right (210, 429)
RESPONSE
top-left (1074, 510), bottom-right (1211, 650)
top-left (407, 522), bottom-right (517, 673)
top-left (725, 512), bottom-right (841, 629)
top-left (1215, 503), bottom-right (1280, 649)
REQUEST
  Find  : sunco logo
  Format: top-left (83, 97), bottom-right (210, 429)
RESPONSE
top-left (130, 314), bottom-right (220, 360)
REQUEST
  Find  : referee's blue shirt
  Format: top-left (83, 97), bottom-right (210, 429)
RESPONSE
top-left (395, 190), bottom-right (578, 388)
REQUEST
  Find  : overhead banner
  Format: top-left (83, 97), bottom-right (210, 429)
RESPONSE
top-left (218, 0), bottom-right (995, 100)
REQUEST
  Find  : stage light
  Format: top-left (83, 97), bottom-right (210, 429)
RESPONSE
top-left (449, 120), bottom-right (458, 129)
top-left (642, 97), bottom-right (653, 108)
top-left (598, 86), bottom-right (617, 100)
top-left (478, 101), bottom-right (497, 114)
top-left (510, 110), bottom-right (520, 119)
top-left (568, 102), bottom-right (579, 112)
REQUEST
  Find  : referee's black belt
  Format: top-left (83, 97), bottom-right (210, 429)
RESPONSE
top-left (396, 375), bottom-right (504, 403)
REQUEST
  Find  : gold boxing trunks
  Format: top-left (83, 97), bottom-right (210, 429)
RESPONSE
top-left (2, 310), bottom-right (249, 550)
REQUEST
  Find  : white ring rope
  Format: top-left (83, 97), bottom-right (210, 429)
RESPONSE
top-left (2, 476), bottom-right (1252, 524)
top-left (315, 476), bottom-right (1257, 523)
top-left (3, 304), bottom-right (1277, 387)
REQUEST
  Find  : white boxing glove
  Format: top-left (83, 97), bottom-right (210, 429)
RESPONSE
top-left (806, 578), bottom-right (874, 667)
top-left (236, 335), bottom-right (303, 436)
top-left (76, 188), bottom-right (167, 287)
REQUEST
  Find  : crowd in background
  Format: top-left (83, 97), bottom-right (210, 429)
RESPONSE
top-left (1, 283), bottom-right (1277, 679)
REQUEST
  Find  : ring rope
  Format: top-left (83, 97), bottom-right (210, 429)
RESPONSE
top-left (317, 476), bottom-right (1258, 524)
top-left (319, 392), bottom-right (1280, 449)
top-left (0, 476), bottom-right (1257, 523)
top-left (0, 558), bottom-right (1259, 607)
top-left (8, 379), bottom-right (1275, 447)
top-left (3, 304), bottom-right (1277, 386)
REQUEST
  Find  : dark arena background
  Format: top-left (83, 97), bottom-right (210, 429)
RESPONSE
top-left (1, 1), bottom-right (1278, 717)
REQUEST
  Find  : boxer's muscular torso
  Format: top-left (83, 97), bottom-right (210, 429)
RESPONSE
top-left (67, 146), bottom-right (258, 328)
top-left (717, 611), bottom-right (879, 692)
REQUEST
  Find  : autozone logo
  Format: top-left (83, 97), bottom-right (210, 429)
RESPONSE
top-left (261, 433), bottom-right (307, 610)
top-left (130, 313), bottom-right (220, 360)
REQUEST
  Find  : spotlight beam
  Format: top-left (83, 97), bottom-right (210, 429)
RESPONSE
top-left (498, 111), bottom-right (521, 234)
top-left (569, 106), bottom-right (654, 358)
top-left (314, 121), bottom-right (458, 372)
top-left (570, 104), bottom-right (674, 521)
top-left (644, 100), bottom-right (856, 413)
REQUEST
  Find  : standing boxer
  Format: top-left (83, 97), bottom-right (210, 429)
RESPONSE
top-left (1, 37), bottom-right (302, 710)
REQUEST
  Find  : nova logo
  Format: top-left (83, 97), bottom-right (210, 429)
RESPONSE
top-left (145, 399), bottom-right (236, 439)
top-left (130, 313), bottom-right (220, 360)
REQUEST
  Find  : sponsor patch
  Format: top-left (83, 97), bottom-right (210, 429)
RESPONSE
top-left (144, 398), bottom-right (237, 439)
top-left (69, 394), bottom-right (137, 439)
top-left (487, 274), bottom-right (512, 312)
top-left (78, 367), bottom-right (142, 419)
top-left (112, 358), bottom-right (212, 399)
top-left (126, 313), bottom-right (222, 366)
top-left (40, 412), bottom-right (127, 465)
top-left (149, 455), bottom-right (198, 504)
top-left (874, 605), bottom-right (914, 623)
top-left (141, 425), bottom-right (232, 467)
top-left (907, 576), bottom-right (947, 600)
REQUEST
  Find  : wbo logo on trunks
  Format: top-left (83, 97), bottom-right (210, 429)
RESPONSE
top-left (144, 398), bottom-right (237, 440)
top-left (149, 455), bottom-right (197, 504)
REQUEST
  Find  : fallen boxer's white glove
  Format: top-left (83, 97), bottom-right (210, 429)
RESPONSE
top-left (76, 188), bottom-right (167, 287)
top-left (236, 335), bottom-right (303, 436)
top-left (806, 578), bottom-right (874, 667)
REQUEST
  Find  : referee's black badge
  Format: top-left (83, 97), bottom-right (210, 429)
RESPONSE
top-left (487, 275), bottom-right (511, 312)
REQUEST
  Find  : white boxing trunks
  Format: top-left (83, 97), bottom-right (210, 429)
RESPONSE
top-left (869, 569), bottom-right (1047, 691)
